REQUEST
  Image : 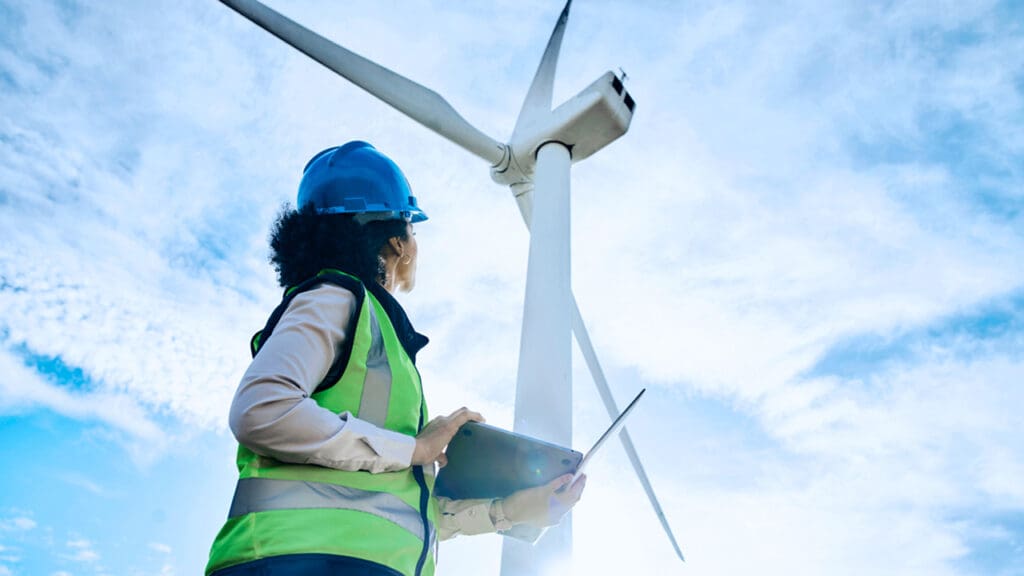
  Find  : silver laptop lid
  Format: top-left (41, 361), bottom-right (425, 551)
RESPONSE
top-left (573, 388), bottom-right (645, 480)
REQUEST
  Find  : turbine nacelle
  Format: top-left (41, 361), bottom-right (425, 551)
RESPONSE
top-left (490, 71), bottom-right (636, 188)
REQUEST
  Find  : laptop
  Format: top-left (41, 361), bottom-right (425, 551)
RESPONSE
top-left (434, 389), bottom-right (645, 499)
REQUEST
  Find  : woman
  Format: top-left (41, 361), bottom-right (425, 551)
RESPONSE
top-left (206, 141), bottom-right (586, 576)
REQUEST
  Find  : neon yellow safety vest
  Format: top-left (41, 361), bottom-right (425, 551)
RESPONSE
top-left (206, 270), bottom-right (437, 576)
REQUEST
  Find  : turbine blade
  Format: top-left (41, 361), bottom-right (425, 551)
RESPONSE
top-left (510, 0), bottom-right (572, 140)
top-left (220, 0), bottom-right (506, 166)
top-left (572, 299), bottom-right (687, 563)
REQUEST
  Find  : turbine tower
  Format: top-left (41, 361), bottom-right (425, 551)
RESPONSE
top-left (218, 1), bottom-right (684, 573)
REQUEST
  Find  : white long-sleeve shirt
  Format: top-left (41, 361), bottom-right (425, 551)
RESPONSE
top-left (229, 283), bottom-right (497, 540)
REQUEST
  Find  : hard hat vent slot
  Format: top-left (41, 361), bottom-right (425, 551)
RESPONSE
top-left (344, 197), bottom-right (368, 211)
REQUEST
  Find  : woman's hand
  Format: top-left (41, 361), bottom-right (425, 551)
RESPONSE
top-left (411, 407), bottom-right (484, 467)
top-left (502, 473), bottom-right (587, 528)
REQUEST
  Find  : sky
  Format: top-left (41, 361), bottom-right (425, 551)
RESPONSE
top-left (1, 0), bottom-right (1022, 574)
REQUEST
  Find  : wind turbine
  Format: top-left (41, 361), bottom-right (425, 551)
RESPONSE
top-left (218, 1), bottom-right (685, 573)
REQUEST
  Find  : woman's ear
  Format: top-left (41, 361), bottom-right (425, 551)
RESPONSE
top-left (387, 236), bottom-right (405, 259)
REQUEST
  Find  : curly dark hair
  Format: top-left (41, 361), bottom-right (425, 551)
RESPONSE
top-left (269, 203), bottom-right (410, 288)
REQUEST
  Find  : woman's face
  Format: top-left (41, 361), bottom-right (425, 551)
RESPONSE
top-left (393, 222), bottom-right (418, 292)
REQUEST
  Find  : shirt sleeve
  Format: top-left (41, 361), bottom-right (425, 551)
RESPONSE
top-left (229, 283), bottom-right (416, 474)
top-left (436, 497), bottom-right (498, 541)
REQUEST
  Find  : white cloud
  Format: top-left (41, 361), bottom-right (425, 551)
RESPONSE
top-left (0, 348), bottom-right (160, 442)
top-left (0, 542), bottom-right (22, 564)
top-left (65, 539), bottom-right (99, 563)
top-left (566, 328), bottom-right (1024, 575)
top-left (148, 542), bottom-right (172, 555)
top-left (0, 517), bottom-right (35, 532)
top-left (58, 474), bottom-right (106, 497)
top-left (0, 0), bottom-right (277, 439)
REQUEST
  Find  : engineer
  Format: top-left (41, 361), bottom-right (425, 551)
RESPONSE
top-left (206, 141), bottom-right (586, 576)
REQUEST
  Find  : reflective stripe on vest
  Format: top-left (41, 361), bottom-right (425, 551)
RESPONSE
top-left (228, 477), bottom-right (429, 543)
top-left (358, 301), bottom-right (391, 427)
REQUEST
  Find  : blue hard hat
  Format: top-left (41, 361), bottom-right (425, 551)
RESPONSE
top-left (297, 141), bottom-right (427, 223)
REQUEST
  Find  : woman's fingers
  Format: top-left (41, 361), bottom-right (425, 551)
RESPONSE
top-left (411, 407), bottom-right (484, 466)
top-left (551, 473), bottom-right (586, 501)
top-left (448, 407), bottom-right (485, 426)
top-left (550, 473), bottom-right (574, 494)
top-left (565, 474), bottom-right (587, 502)
top-left (503, 472), bottom-right (587, 527)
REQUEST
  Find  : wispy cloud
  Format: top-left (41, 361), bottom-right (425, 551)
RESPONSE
top-left (0, 516), bottom-right (32, 575)
top-left (0, 542), bottom-right (18, 565)
top-left (64, 538), bottom-right (99, 563)
top-left (0, 0), bottom-right (280, 438)
top-left (0, 348), bottom-right (160, 441)
top-left (57, 474), bottom-right (106, 498)
top-left (0, 517), bottom-right (35, 532)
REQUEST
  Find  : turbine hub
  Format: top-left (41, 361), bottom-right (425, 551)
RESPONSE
top-left (492, 71), bottom-right (635, 189)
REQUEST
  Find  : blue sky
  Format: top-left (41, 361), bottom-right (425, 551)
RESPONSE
top-left (1, 0), bottom-right (1023, 575)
